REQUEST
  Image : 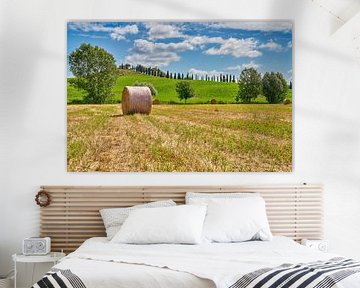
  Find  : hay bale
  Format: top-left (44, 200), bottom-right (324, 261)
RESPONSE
top-left (283, 98), bottom-right (291, 105)
top-left (122, 86), bottom-right (152, 115)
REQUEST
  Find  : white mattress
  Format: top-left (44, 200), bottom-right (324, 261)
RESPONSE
top-left (53, 236), bottom-right (360, 288)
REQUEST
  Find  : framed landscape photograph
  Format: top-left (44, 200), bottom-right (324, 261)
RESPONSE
top-left (67, 21), bottom-right (293, 172)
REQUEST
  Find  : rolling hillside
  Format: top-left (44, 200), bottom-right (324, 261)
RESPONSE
top-left (67, 70), bottom-right (292, 104)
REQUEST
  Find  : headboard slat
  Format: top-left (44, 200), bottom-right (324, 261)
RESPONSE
top-left (40, 184), bottom-right (323, 253)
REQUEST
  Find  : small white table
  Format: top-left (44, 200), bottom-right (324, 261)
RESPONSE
top-left (12, 252), bottom-right (65, 288)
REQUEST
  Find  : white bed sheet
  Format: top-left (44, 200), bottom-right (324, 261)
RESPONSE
top-left (56, 258), bottom-right (214, 288)
top-left (54, 236), bottom-right (360, 288)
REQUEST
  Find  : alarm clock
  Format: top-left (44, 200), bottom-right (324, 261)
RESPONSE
top-left (23, 237), bottom-right (51, 255)
top-left (301, 239), bottom-right (328, 252)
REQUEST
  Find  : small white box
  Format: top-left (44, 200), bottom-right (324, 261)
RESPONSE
top-left (301, 239), bottom-right (328, 252)
top-left (22, 237), bottom-right (51, 255)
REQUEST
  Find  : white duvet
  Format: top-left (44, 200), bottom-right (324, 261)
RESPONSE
top-left (54, 237), bottom-right (360, 288)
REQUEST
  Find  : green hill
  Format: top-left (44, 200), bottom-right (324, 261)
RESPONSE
top-left (67, 71), bottom-right (292, 104)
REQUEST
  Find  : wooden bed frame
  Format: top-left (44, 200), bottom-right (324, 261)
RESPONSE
top-left (39, 184), bottom-right (323, 253)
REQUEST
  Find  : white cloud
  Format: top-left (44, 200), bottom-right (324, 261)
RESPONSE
top-left (110, 25), bottom-right (139, 40)
top-left (205, 38), bottom-right (262, 58)
top-left (125, 51), bottom-right (180, 67)
top-left (145, 23), bottom-right (185, 40)
top-left (68, 22), bottom-right (113, 32)
top-left (227, 61), bottom-right (261, 71)
top-left (78, 33), bottom-right (107, 39)
top-left (124, 39), bottom-right (188, 66)
top-left (133, 39), bottom-right (193, 53)
top-left (125, 32), bottom-right (263, 67)
top-left (188, 68), bottom-right (225, 77)
top-left (68, 22), bottom-right (139, 41)
top-left (185, 35), bottom-right (224, 47)
top-left (209, 21), bottom-right (292, 32)
top-left (124, 37), bottom-right (224, 67)
top-left (259, 39), bottom-right (283, 52)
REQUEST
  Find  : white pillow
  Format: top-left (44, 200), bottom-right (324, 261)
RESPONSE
top-left (100, 200), bottom-right (176, 240)
top-left (111, 205), bottom-right (207, 244)
top-left (202, 197), bottom-right (272, 243)
top-left (186, 192), bottom-right (259, 204)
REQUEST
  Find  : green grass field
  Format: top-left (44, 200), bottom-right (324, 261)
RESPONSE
top-left (67, 104), bottom-right (292, 172)
top-left (67, 71), bottom-right (292, 105)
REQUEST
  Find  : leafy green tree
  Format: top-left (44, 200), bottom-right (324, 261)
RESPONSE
top-left (262, 72), bottom-right (289, 104)
top-left (133, 82), bottom-right (158, 97)
top-left (236, 67), bottom-right (262, 103)
top-left (69, 43), bottom-right (117, 104)
top-left (176, 81), bottom-right (195, 104)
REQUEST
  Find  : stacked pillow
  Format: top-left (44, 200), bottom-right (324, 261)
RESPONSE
top-left (187, 192), bottom-right (272, 242)
top-left (105, 192), bottom-right (272, 245)
top-left (100, 200), bottom-right (176, 240)
top-left (111, 205), bottom-right (207, 244)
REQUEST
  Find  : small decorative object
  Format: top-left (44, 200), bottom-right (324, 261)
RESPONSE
top-left (35, 190), bottom-right (51, 207)
top-left (22, 237), bottom-right (51, 255)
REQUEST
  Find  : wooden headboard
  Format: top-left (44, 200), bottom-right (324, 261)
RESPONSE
top-left (39, 185), bottom-right (323, 253)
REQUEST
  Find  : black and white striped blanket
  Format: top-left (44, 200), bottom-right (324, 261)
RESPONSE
top-left (229, 257), bottom-right (360, 288)
top-left (32, 268), bottom-right (86, 288)
top-left (32, 258), bottom-right (360, 288)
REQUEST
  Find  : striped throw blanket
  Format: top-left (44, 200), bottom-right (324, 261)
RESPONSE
top-left (32, 258), bottom-right (360, 288)
top-left (32, 268), bottom-right (86, 288)
top-left (229, 258), bottom-right (360, 288)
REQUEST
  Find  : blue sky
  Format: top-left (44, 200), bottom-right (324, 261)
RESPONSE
top-left (67, 21), bottom-right (292, 81)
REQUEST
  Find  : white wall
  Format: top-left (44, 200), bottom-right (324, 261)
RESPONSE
top-left (1, 0), bottom-right (360, 285)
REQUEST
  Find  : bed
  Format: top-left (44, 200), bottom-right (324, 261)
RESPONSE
top-left (33, 236), bottom-right (360, 288)
top-left (33, 185), bottom-right (360, 288)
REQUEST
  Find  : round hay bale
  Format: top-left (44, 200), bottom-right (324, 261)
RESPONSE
top-left (122, 86), bottom-right (152, 115)
top-left (283, 98), bottom-right (291, 105)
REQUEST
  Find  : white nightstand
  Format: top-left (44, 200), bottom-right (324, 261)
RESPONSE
top-left (301, 239), bottom-right (328, 252)
top-left (12, 252), bottom-right (65, 288)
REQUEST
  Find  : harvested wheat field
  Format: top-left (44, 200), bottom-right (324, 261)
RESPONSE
top-left (67, 104), bottom-right (292, 172)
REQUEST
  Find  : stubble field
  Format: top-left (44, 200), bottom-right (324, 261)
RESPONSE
top-left (67, 104), bottom-right (292, 172)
